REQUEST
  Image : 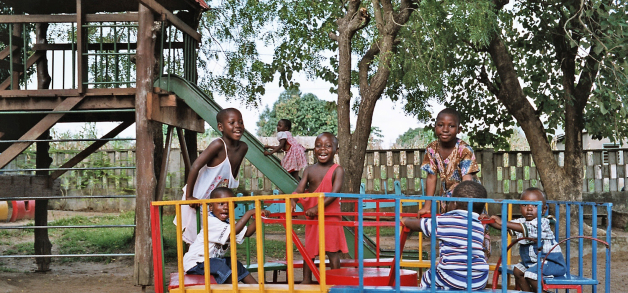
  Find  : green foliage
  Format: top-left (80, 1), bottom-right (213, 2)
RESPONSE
top-left (368, 126), bottom-right (384, 149)
top-left (257, 89), bottom-right (338, 136)
top-left (394, 127), bottom-right (434, 148)
top-left (400, 1), bottom-right (628, 148)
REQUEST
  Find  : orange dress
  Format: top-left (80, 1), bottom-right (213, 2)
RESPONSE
top-left (297, 164), bottom-right (348, 257)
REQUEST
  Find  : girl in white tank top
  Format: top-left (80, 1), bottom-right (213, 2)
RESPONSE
top-left (175, 138), bottom-right (240, 244)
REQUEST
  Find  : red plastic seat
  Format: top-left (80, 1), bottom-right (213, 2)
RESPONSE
top-left (168, 273), bottom-right (217, 290)
top-left (326, 268), bottom-right (418, 286)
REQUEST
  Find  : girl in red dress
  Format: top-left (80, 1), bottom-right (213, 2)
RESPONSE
top-left (291, 132), bottom-right (347, 284)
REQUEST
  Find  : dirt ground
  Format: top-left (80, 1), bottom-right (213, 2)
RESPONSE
top-left (1, 212), bottom-right (627, 292)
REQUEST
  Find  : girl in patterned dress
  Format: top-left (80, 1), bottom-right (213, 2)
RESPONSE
top-left (264, 119), bottom-right (308, 180)
top-left (418, 108), bottom-right (481, 214)
top-left (417, 108), bottom-right (491, 257)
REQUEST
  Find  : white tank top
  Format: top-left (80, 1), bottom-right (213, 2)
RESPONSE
top-left (188, 138), bottom-right (239, 199)
top-left (176, 138), bottom-right (240, 244)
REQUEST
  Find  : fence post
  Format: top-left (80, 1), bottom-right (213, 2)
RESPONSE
top-left (482, 148), bottom-right (498, 215)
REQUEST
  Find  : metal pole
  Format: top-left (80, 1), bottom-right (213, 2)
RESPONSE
top-left (1, 166), bottom-right (135, 172)
top-left (0, 109), bottom-right (135, 115)
top-left (0, 195), bottom-right (136, 200)
top-left (72, 22), bottom-right (75, 89)
top-left (0, 138), bottom-right (134, 143)
top-left (0, 254), bottom-right (134, 258)
top-left (0, 225), bottom-right (136, 229)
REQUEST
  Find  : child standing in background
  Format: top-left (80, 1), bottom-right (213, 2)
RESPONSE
top-left (402, 181), bottom-right (490, 290)
top-left (264, 119), bottom-right (308, 180)
top-left (183, 187), bottom-right (269, 284)
top-left (175, 108), bottom-right (248, 245)
top-left (291, 132), bottom-right (347, 284)
top-left (418, 108), bottom-right (481, 215)
top-left (416, 108), bottom-right (490, 257)
top-left (488, 188), bottom-right (566, 292)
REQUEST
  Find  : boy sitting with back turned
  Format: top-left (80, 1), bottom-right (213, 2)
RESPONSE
top-left (183, 187), bottom-right (269, 284)
top-left (402, 181), bottom-right (489, 290)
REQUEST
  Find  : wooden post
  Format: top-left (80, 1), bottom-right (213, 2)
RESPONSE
top-left (11, 24), bottom-right (22, 90)
top-left (134, 3), bottom-right (158, 287)
top-left (156, 126), bottom-right (173, 202)
top-left (183, 129), bottom-right (197, 181)
top-left (34, 23), bottom-right (52, 272)
top-left (76, 0), bottom-right (87, 93)
top-left (482, 148), bottom-right (498, 215)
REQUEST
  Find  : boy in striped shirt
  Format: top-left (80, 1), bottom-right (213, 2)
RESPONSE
top-left (402, 181), bottom-right (489, 290)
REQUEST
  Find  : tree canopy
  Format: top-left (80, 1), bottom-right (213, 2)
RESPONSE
top-left (256, 89), bottom-right (338, 136)
top-left (400, 0), bottom-right (627, 201)
top-left (393, 127), bottom-right (434, 149)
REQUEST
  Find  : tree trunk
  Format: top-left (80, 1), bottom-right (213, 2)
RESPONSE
top-left (483, 26), bottom-right (597, 204)
top-left (34, 23), bottom-right (52, 272)
top-left (335, 0), bottom-right (417, 193)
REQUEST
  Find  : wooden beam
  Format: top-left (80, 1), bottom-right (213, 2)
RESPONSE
top-left (0, 45), bottom-right (18, 60)
top-left (0, 89), bottom-right (79, 97)
top-left (0, 14), bottom-right (76, 24)
top-left (0, 51), bottom-right (45, 90)
top-left (0, 88), bottom-right (135, 98)
top-left (0, 13), bottom-right (138, 24)
top-left (137, 0), bottom-right (201, 41)
top-left (146, 92), bottom-right (204, 132)
top-left (0, 96), bottom-right (135, 111)
top-left (0, 96), bottom-right (84, 169)
top-left (0, 31), bottom-right (23, 45)
top-left (50, 120), bottom-right (133, 180)
top-left (176, 127), bottom-right (192, 174)
top-left (155, 125), bottom-right (173, 201)
top-left (0, 59), bottom-right (23, 71)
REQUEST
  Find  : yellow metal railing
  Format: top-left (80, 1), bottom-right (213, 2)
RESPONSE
top-left (152, 193), bottom-right (329, 293)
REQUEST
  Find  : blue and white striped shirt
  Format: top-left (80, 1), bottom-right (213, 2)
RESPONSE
top-left (418, 210), bottom-right (489, 290)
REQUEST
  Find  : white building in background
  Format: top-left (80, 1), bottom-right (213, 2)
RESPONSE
top-left (554, 131), bottom-right (628, 191)
top-left (554, 131), bottom-right (628, 151)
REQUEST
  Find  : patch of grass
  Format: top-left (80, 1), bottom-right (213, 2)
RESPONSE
top-left (362, 226), bottom-right (396, 236)
top-left (0, 224), bottom-right (35, 238)
top-left (3, 242), bottom-right (35, 255)
top-left (0, 266), bottom-right (22, 273)
top-left (53, 212), bottom-right (135, 263)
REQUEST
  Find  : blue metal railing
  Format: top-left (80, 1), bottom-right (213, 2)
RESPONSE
top-left (323, 193), bottom-right (612, 293)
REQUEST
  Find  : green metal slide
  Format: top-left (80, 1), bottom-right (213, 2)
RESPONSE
top-left (154, 76), bottom-right (298, 193)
